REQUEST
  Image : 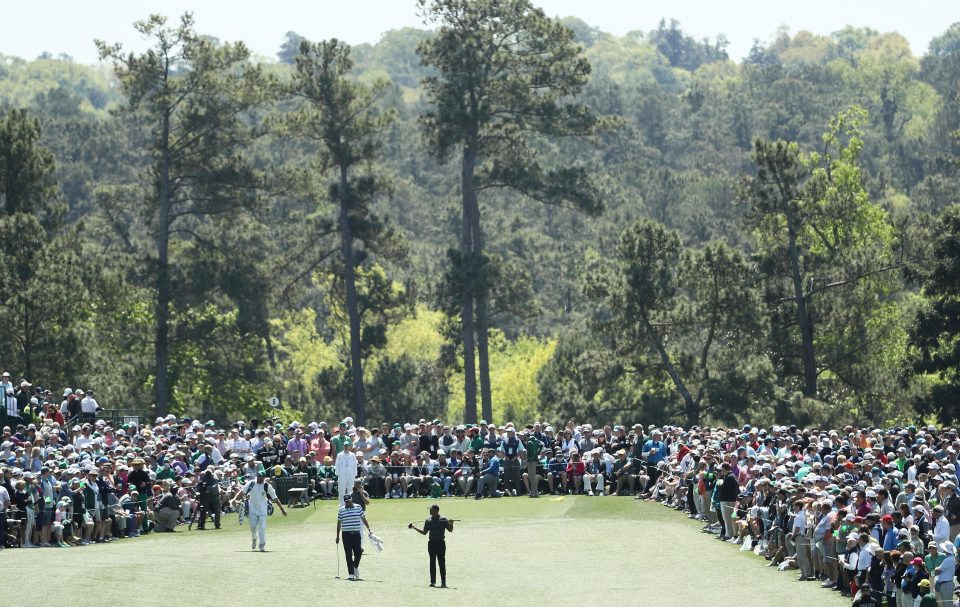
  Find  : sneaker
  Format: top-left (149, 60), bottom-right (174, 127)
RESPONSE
top-left (440, 583), bottom-right (447, 588)
top-left (430, 583), bottom-right (436, 587)
top-left (348, 574), bottom-right (356, 581)
top-left (259, 545), bottom-right (265, 552)
top-left (386, 494), bottom-right (392, 499)
top-left (587, 491), bottom-right (594, 496)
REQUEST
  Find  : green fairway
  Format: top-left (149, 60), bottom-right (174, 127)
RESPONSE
top-left (3, 496), bottom-right (848, 607)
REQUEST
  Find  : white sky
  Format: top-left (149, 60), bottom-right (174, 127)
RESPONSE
top-left (3, 0), bottom-right (957, 64)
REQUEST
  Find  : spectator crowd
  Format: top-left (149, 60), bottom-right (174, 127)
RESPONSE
top-left (1, 371), bottom-right (959, 605)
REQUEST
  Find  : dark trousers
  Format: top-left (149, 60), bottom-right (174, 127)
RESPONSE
top-left (0, 512), bottom-right (7, 547)
top-left (428, 540), bottom-right (446, 584)
top-left (643, 464), bottom-right (661, 492)
top-left (197, 498), bottom-right (221, 529)
top-left (342, 531), bottom-right (363, 575)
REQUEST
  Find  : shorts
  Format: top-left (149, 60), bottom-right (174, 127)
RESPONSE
top-left (90, 508), bottom-right (101, 522)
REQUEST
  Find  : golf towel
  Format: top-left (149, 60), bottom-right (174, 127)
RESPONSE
top-left (368, 532), bottom-right (384, 553)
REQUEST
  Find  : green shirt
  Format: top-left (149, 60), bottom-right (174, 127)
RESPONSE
top-left (470, 436), bottom-right (484, 452)
top-left (919, 593), bottom-right (937, 607)
top-left (524, 437), bottom-right (542, 460)
top-left (924, 554), bottom-right (945, 572)
top-left (330, 435), bottom-right (347, 456)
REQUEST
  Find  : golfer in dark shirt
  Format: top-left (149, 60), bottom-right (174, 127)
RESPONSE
top-left (409, 504), bottom-right (454, 587)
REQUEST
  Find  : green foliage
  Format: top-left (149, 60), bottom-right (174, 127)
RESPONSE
top-left (0, 108), bottom-right (58, 218)
top-left (446, 332), bottom-right (554, 423)
top-left (3, 16), bottom-right (960, 426)
top-left (909, 206), bottom-right (960, 423)
top-left (582, 218), bottom-right (770, 425)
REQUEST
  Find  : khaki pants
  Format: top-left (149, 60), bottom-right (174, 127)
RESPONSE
top-left (822, 536), bottom-right (837, 581)
top-left (527, 462), bottom-right (538, 497)
top-left (720, 501), bottom-right (736, 538)
top-left (795, 535), bottom-right (813, 577)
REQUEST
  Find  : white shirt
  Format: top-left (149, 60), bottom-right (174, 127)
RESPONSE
top-left (336, 450), bottom-right (358, 479)
top-left (232, 438), bottom-right (251, 454)
top-left (933, 514), bottom-right (951, 544)
top-left (243, 480), bottom-right (277, 517)
top-left (792, 511), bottom-right (808, 534)
top-left (80, 396), bottom-right (99, 414)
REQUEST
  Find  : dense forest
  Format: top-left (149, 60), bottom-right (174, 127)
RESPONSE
top-left (2, 1), bottom-right (960, 429)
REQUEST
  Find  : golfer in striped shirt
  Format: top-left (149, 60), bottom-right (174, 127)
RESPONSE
top-left (336, 494), bottom-right (372, 580)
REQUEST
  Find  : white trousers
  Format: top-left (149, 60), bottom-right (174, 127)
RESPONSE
top-left (583, 474), bottom-right (605, 494)
top-left (338, 476), bottom-right (355, 506)
top-left (248, 512), bottom-right (267, 548)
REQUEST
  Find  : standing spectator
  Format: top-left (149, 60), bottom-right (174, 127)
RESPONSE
top-left (940, 482), bottom-right (960, 540)
top-left (78, 390), bottom-right (99, 423)
top-left (934, 542), bottom-right (955, 606)
top-left (501, 427), bottom-right (522, 496)
top-left (4, 388), bottom-right (19, 428)
top-left (286, 429), bottom-right (307, 459)
top-left (330, 423), bottom-right (350, 456)
top-left (791, 499), bottom-right (815, 581)
top-left (309, 430), bottom-right (330, 461)
top-left (0, 476), bottom-right (9, 549)
top-left (931, 504), bottom-right (950, 544)
top-left (718, 462), bottom-right (740, 542)
top-left (640, 430), bottom-right (667, 497)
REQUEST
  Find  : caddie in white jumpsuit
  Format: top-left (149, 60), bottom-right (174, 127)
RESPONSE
top-left (242, 470), bottom-right (287, 551)
top-left (335, 441), bottom-right (358, 507)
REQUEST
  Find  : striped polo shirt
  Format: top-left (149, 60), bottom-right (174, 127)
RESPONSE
top-left (338, 504), bottom-right (364, 532)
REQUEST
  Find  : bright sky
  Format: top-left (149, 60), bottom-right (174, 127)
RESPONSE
top-left (3, 0), bottom-right (957, 64)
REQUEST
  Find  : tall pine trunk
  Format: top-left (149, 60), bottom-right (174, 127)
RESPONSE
top-left (471, 198), bottom-right (493, 423)
top-left (787, 218), bottom-right (817, 397)
top-left (154, 111), bottom-right (172, 418)
top-left (339, 163), bottom-right (366, 426)
top-left (460, 145), bottom-right (478, 424)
